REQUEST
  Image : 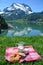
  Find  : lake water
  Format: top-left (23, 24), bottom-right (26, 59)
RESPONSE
top-left (0, 23), bottom-right (43, 36)
top-left (6, 29), bottom-right (42, 36)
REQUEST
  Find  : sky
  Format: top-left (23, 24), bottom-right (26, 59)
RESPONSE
top-left (0, 0), bottom-right (43, 12)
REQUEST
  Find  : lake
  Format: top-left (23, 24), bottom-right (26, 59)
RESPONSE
top-left (0, 23), bottom-right (43, 36)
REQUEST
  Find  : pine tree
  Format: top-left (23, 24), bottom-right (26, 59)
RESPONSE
top-left (0, 15), bottom-right (8, 33)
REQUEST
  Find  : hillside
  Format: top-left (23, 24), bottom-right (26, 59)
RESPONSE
top-left (25, 11), bottom-right (43, 23)
top-left (1, 11), bottom-right (43, 24)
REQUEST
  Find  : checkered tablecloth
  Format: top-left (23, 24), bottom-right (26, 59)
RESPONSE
top-left (5, 46), bottom-right (41, 63)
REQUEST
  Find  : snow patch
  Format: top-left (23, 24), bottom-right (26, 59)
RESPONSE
top-left (0, 11), bottom-right (4, 14)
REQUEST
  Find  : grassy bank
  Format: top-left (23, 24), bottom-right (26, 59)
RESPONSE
top-left (0, 36), bottom-right (43, 65)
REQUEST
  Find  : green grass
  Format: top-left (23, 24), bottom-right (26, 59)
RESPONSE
top-left (0, 36), bottom-right (43, 65)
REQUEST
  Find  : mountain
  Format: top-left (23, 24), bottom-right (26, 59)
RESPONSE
top-left (0, 3), bottom-right (32, 20)
top-left (0, 3), bottom-right (43, 24)
top-left (3, 3), bottom-right (32, 14)
top-left (25, 11), bottom-right (43, 23)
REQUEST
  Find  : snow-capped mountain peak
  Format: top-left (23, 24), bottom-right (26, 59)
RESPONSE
top-left (3, 3), bottom-right (32, 14)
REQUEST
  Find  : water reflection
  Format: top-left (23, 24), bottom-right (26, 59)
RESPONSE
top-left (7, 30), bottom-right (14, 36)
top-left (6, 28), bottom-right (42, 36)
top-left (27, 30), bottom-right (42, 36)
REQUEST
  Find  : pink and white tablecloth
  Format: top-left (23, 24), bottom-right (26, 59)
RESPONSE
top-left (5, 45), bottom-right (41, 63)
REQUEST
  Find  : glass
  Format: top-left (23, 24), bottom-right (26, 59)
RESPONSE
top-left (18, 42), bottom-right (24, 52)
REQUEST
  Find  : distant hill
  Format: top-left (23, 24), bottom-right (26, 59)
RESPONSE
top-left (24, 11), bottom-right (43, 23)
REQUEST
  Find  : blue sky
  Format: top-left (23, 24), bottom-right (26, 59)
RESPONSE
top-left (0, 0), bottom-right (43, 12)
